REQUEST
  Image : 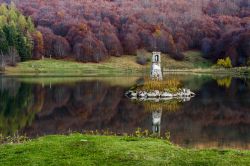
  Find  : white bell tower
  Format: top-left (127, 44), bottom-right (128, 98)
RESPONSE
top-left (150, 52), bottom-right (163, 80)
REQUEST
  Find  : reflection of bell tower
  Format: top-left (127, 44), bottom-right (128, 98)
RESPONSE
top-left (150, 52), bottom-right (162, 80)
top-left (152, 109), bottom-right (162, 135)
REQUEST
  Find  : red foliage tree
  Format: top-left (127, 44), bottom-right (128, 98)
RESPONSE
top-left (73, 36), bottom-right (108, 62)
top-left (53, 36), bottom-right (70, 58)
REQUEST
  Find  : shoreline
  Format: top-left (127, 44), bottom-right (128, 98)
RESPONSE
top-left (2, 67), bottom-right (250, 77)
top-left (164, 67), bottom-right (250, 74)
top-left (1, 57), bottom-right (147, 77)
top-left (164, 67), bottom-right (250, 78)
top-left (1, 55), bottom-right (250, 77)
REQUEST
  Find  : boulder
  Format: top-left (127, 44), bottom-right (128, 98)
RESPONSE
top-left (125, 89), bottom-right (195, 100)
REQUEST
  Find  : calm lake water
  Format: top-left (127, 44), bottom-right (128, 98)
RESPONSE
top-left (0, 74), bottom-right (250, 150)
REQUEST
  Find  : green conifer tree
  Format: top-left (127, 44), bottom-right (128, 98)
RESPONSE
top-left (16, 33), bottom-right (32, 61)
top-left (0, 29), bottom-right (9, 54)
top-left (0, 2), bottom-right (36, 62)
top-left (3, 25), bottom-right (17, 47)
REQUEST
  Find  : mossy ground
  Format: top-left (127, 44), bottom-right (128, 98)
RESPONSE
top-left (0, 134), bottom-right (249, 166)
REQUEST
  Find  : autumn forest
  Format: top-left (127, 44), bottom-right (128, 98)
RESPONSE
top-left (0, 0), bottom-right (250, 66)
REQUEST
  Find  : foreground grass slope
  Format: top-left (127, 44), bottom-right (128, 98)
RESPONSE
top-left (0, 134), bottom-right (249, 166)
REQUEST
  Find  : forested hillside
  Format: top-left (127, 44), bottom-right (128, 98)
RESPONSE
top-left (0, 0), bottom-right (249, 66)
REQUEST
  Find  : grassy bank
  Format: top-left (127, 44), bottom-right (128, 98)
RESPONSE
top-left (162, 51), bottom-right (213, 69)
top-left (162, 51), bottom-right (250, 76)
top-left (163, 67), bottom-right (250, 77)
top-left (3, 56), bottom-right (147, 76)
top-left (2, 51), bottom-right (250, 77)
top-left (0, 134), bottom-right (249, 165)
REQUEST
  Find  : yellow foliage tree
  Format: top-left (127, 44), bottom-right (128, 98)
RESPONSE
top-left (18, 15), bottom-right (27, 31)
top-left (216, 57), bottom-right (232, 68)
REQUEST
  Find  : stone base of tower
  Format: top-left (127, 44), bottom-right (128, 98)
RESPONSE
top-left (150, 67), bottom-right (163, 80)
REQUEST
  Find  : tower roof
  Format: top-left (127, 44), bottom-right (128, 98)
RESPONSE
top-left (152, 52), bottom-right (161, 55)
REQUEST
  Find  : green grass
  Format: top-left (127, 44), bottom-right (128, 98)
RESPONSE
top-left (136, 50), bottom-right (212, 70)
top-left (2, 50), bottom-right (250, 77)
top-left (4, 56), bottom-right (147, 76)
top-left (0, 134), bottom-right (249, 166)
top-left (162, 50), bottom-right (213, 69)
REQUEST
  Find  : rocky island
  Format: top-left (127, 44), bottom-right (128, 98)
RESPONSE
top-left (125, 88), bottom-right (195, 100)
top-left (125, 52), bottom-right (195, 101)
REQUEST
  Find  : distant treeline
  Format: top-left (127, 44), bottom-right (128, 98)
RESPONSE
top-left (0, 0), bottom-right (249, 66)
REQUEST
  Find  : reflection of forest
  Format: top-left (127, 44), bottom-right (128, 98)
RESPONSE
top-left (0, 77), bottom-right (43, 135)
top-left (1, 76), bottom-right (250, 149)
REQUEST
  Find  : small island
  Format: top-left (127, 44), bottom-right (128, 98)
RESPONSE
top-left (126, 52), bottom-right (195, 101)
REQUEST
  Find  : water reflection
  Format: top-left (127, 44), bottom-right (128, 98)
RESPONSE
top-left (0, 75), bottom-right (250, 150)
top-left (0, 77), bottom-right (42, 136)
top-left (152, 110), bottom-right (162, 135)
top-left (138, 98), bottom-right (189, 136)
top-left (216, 76), bottom-right (232, 88)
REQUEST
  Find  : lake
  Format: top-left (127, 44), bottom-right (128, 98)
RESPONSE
top-left (0, 74), bottom-right (250, 150)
